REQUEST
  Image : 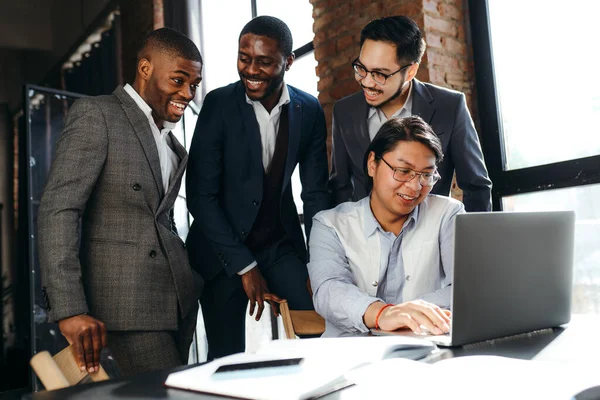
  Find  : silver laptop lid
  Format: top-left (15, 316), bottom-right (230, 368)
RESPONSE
top-left (450, 211), bottom-right (575, 346)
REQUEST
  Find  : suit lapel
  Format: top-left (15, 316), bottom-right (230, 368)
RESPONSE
top-left (283, 87), bottom-right (301, 191)
top-left (236, 82), bottom-right (264, 175)
top-left (157, 132), bottom-right (188, 215)
top-left (411, 79), bottom-right (436, 125)
top-left (114, 86), bottom-right (165, 198)
top-left (355, 93), bottom-right (372, 150)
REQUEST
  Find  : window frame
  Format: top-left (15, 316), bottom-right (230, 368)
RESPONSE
top-left (468, 0), bottom-right (600, 211)
top-left (251, 0), bottom-right (315, 59)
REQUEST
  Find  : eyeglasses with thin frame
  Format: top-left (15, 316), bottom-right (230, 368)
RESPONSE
top-left (352, 59), bottom-right (414, 85)
top-left (379, 157), bottom-right (440, 187)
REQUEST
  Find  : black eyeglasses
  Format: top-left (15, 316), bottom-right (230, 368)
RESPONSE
top-left (379, 157), bottom-right (440, 186)
top-left (352, 59), bottom-right (414, 85)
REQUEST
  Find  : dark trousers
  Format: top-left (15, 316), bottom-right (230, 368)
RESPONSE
top-left (201, 238), bottom-right (313, 360)
top-left (107, 301), bottom-right (199, 377)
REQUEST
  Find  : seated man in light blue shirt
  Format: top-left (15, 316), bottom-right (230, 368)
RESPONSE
top-left (308, 116), bottom-right (462, 337)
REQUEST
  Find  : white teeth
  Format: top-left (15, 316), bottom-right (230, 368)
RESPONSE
top-left (399, 194), bottom-right (416, 200)
top-left (170, 101), bottom-right (185, 110)
top-left (365, 89), bottom-right (379, 96)
top-left (247, 79), bottom-right (263, 86)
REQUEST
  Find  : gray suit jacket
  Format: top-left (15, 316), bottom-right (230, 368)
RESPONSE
top-left (38, 86), bottom-right (202, 331)
top-left (329, 79), bottom-right (492, 211)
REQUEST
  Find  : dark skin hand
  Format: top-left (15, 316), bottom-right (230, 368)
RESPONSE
top-left (241, 267), bottom-right (282, 321)
top-left (58, 314), bottom-right (107, 373)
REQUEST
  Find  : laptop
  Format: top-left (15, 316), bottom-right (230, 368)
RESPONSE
top-left (372, 211), bottom-right (575, 347)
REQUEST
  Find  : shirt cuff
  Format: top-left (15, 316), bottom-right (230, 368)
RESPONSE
top-left (237, 261), bottom-right (257, 276)
top-left (352, 297), bottom-right (384, 333)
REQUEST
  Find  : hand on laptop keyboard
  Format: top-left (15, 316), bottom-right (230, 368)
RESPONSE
top-left (417, 322), bottom-right (452, 336)
top-left (373, 300), bottom-right (451, 335)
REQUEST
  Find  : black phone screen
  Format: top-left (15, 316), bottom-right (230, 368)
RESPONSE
top-left (213, 357), bottom-right (304, 374)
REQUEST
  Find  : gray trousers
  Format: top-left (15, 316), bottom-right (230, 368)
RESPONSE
top-left (106, 302), bottom-right (199, 377)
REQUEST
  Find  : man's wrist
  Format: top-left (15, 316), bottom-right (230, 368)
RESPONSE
top-left (237, 261), bottom-right (257, 275)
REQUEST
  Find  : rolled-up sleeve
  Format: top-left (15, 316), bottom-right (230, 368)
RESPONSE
top-left (308, 218), bottom-right (382, 333)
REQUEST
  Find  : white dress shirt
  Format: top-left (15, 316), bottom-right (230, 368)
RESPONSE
top-left (237, 84), bottom-right (291, 276)
top-left (367, 81), bottom-right (414, 140)
top-left (124, 84), bottom-right (179, 193)
top-left (245, 84), bottom-right (291, 171)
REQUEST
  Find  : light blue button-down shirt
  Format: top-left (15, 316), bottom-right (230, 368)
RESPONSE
top-left (308, 196), bottom-right (463, 337)
top-left (365, 198), bottom-right (417, 304)
top-left (367, 81), bottom-right (413, 141)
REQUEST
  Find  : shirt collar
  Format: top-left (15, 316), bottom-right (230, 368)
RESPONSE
top-left (123, 84), bottom-right (177, 132)
top-left (367, 80), bottom-right (414, 122)
top-left (245, 83), bottom-right (291, 110)
top-left (363, 195), bottom-right (420, 239)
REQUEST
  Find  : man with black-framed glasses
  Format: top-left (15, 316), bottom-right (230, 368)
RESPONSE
top-left (329, 16), bottom-right (492, 212)
top-left (309, 116), bottom-right (461, 337)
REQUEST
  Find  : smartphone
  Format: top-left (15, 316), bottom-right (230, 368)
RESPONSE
top-left (212, 357), bottom-right (304, 380)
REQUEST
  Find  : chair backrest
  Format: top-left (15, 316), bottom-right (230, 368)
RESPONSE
top-left (30, 345), bottom-right (109, 390)
top-left (265, 294), bottom-right (325, 339)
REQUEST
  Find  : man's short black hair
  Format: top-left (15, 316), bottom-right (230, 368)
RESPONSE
top-left (138, 27), bottom-right (203, 64)
top-left (239, 16), bottom-right (293, 56)
top-left (360, 16), bottom-right (426, 65)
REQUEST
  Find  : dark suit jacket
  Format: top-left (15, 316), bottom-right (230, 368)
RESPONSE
top-left (186, 81), bottom-right (330, 281)
top-left (329, 79), bottom-right (492, 211)
top-left (38, 86), bottom-right (202, 331)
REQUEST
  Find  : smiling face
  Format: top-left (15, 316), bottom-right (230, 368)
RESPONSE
top-left (368, 140), bottom-right (437, 230)
top-left (238, 33), bottom-right (294, 112)
top-left (356, 39), bottom-right (417, 117)
top-left (136, 53), bottom-right (202, 128)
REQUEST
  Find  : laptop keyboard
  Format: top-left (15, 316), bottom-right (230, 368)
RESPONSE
top-left (462, 328), bottom-right (554, 349)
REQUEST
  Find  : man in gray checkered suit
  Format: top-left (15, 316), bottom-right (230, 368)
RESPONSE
top-left (37, 28), bottom-right (203, 376)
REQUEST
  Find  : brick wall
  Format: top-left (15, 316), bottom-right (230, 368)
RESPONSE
top-left (119, 0), bottom-right (164, 84)
top-left (311, 0), bottom-right (476, 200)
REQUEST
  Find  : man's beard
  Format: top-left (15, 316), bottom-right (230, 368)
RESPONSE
top-left (364, 78), bottom-right (409, 111)
top-left (241, 68), bottom-right (285, 102)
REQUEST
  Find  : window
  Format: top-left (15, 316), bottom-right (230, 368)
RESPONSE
top-left (256, 0), bottom-right (315, 47)
top-left (503, 186), bottom-right (600, 314)
top-left (286, 50), bottom-right (319, 99)
top-left (199, 1), bottom-right (253, 93)
top-left (469, 0), bottom-right (600, 313)
top-left (487, 0), bottom-right (600, 170)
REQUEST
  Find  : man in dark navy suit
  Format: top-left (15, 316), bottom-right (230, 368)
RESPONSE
top-left (186, 16), bottom-right (330, 359)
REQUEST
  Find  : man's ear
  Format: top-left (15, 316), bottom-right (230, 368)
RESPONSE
top-left (285, 52), bottom-right (295, 71)
top-left (405, 63), bottom-right (420, 82)
top-left (138, 58), bottom-right (153, 81)
top-left (367, 151), bottom-right (377, 178)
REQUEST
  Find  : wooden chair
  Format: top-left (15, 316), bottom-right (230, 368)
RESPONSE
top-left (30, 345), bottom-right (109, 391)
top-left (264, 294), bottom-right (326, 339)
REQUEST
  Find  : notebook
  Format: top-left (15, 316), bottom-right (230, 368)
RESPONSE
top-left (164, 336), bottom-right (437, 400)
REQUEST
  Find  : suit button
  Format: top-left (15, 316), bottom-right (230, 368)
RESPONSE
top-left (253, 200), bottom-right (259, 206)
top-left (372, 281), bottom-right (378, 287)
top-left (149, 250), bottom-right (157, 258)
top-left (406, 275), bottom-right (411, 281)
top-left (132, 183), bottom-right (141, 191)
top-left (241, 230), bottom-right (246, 235)
top-left (183, 243), bottom-right (187, 249)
